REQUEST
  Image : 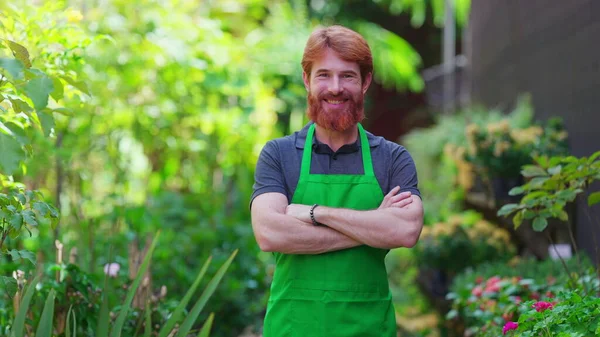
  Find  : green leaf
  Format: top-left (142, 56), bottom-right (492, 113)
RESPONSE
top-left (33, 201), bottom-right (49, 217)
top-left (3, 122), bottom-right (29, 145)
top-left (53, 107), bottom-right (74, 116)
top-left (11, 276), bottom-right (39, 337)
top-left (446, 309), bottom-right (458, 320)
top-left (588, 191), bottom-right (600, 206)
top-left (196, 313), bottom-right (214, 337)
top-left (50, 76), bottom-right (64, 101)
top-left (23, 74), bottom-right (54, 110)
top-left (22, 210), bottom-right (37, 226)
top-left (558, 210), bottom-right (569, 221)
top-left (513, 210), bottom-right (524, 228)
top-left (548, 165), bottom-right (562, 175)
top-left (532, 217), bottom-right (548, 231)
top-left (529, 176), bottom-right (549, 189)
top-left (0, 132), bottom-right (25, 175)
top-left (509, 186), bottom-right (525, 196)
top-left (37, 110), bottom-right (55, 137)
top-left (96, 274), bottom-right (111, 337)
top-left (66, 306), bottom-right (76, 337)
top-left (0, 276), bottom-right (17, 296)
top-left (9, 213), bottom-right (22, 231)
top-left (110, 232), bottom-right (160, 337)
top-left (144, 303), bottom-right (152, 337)
top-left (158, 256), bottom-right (213, 337)
top-left (8, 98), bottom-right (33, 113)
top-left (534, 155), bottom-right (549, 168)
top-left (175, 250), bottom-right (238, 337)
top-left (497, 203), bottom-right (518, 216)
top-left (8, 249), bottom-right (21, 261)
top-left (35, 289), bottom-right (56, 337)
top-left (556, 189), bottom-right (580, 202)
top-left (61, 75), bottom-right (90, 95)
top-left (0, 58), bottom-right (24, 79)
top-left (521, 165), bottom-right (548, 178)
top-left (588, 151), bottom-right (600, 164)
top-left (4, 40), bottom-right (32, 68)
top-left (18, 250), bottom-right (35, 265)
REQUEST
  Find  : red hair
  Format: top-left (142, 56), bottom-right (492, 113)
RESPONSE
top-left (301, 25), bottom-right (373, 84)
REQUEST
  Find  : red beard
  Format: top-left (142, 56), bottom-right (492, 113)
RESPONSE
top-left (307, 90), bottom-right (364, 131)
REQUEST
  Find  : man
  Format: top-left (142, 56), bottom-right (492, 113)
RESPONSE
top-left (250, 25), bottom-right (423, 337)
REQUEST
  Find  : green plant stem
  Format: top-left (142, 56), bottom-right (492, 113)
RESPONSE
top-left (565, 217), bottom-right (589, 295)
top-left (546, 231), bottom-right (580, 291)
top-left (582, 206), bottom-right (600, 290)
top-left (542, 311), bottom-right (552, 337)
top-left (0, 227), bottom-right (7, 251)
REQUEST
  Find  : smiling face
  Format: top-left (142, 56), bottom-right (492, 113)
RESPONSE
top-left (303, 48), bottom-right (372, 132)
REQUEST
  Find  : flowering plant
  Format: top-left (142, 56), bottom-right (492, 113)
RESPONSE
top-left (416, 212), bottom-right (515, 273)
top-left (447, 258), bottom-right (599, 337)
top-left (445, 97), bottom-right (569, 196)
top-left (462, 115), bottom-right (568, 181)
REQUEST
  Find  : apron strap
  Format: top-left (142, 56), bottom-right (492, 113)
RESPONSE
top-left (300, 123), bottom-right (316, 178)
top-left (300, 123), bottom-right (375, 178)
top-left (357, 123), bottom-right (374, 177)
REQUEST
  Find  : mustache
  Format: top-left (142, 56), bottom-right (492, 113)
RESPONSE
top-left (317, 92), bottom-right (352, 101)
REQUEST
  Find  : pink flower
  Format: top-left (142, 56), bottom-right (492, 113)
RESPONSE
top-left (471, 285), bottom-right (483, 297)
top-left (532, 301), bottom-right (554, 312)
top-left (502, 321), bottom-right (518, 335)
top-left (484, 283), bottom-right (500, 293)
top-left (103, 263), bottom-right (120, 277)
top-left (513, 296), bottom-right (522, 304)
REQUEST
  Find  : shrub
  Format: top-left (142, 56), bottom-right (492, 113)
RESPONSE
top-left (416, 211), bottom-right (516, 274)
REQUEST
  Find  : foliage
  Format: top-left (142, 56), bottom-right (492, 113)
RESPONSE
top-left (510, 291), bottom-right (600, 337)
top-left (0, 0), bottom-right (472, 335)
top-left (415, 211), bottom-right (515, 273)
top-left (386, 248), bottom-right (432, 315)
top-left (1, 232), bottom-right (237, 337)
top-left (402, 113), bottom-right (471, 223)
top-left (451, 96), bottom-right (569, 184)
top-left (498, 151), bottom-right (600, 232)
top-left (0, 187), bottom-right (59, 261)
top-left (317, 0), bottom-right (472, 29)
top-left (446, 257), bottom-right (598, 337)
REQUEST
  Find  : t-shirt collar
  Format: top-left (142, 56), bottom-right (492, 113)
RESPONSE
top-left (294, 122), bottom-right (383, 149)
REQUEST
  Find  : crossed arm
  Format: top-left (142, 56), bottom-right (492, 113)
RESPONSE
top-left (250, 186), bottom-right (424, 254)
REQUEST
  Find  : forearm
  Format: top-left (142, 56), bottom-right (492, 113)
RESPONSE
top-left (252, 212), bottom-right (362, 254)
top-left (314, 202), bottom-right (423, 249)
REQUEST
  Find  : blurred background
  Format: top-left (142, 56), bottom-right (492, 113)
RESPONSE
top-left (1, 0), bottom-right (599, 336)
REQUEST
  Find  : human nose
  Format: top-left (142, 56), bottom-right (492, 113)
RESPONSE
top-left (327, 76), bottom-right (342, 95)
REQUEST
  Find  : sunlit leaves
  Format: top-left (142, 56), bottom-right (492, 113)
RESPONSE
top-left (0, 57), bottom-right (24, 79)
top-left (355, 21), bottom-right (424, 92)
top-left (4, 39), bottom-right (32, 68)
top-left (0, 131), bottom-right (24, 175)
top-left (23, 74), bottom-right (54, 110)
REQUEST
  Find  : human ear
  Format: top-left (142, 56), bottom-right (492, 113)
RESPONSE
top-left (302, 71), bottom-right (310, 91)
top-left (362, 72), bottom-right (373, 94)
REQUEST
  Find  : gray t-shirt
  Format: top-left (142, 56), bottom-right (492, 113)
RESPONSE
top-left (251, 122), bottom-right (420, 206)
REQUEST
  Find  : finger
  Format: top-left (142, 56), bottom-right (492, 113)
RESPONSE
top-left (392, 198), bottom-right (413, 208)
top-left (385, 186), bottom-right (401, 198)
top-left (390, 191), bottom-right (412, 203)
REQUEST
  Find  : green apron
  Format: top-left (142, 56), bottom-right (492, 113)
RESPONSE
top-left (263, 123), bottom-right (396, 337)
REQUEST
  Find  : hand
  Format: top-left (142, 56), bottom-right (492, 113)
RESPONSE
top-left (378, 186), bottom-right (413, 209)
top-left (285, 203), bottom-right (312, 224)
